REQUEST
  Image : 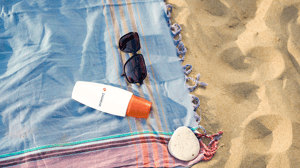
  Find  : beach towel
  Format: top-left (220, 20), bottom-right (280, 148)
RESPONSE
top-left (0, 0), bottom-right (222, 167)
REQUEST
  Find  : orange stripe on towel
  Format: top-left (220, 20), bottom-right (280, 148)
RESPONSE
top-left (141, 137), bottom-right (150, 167)
top-left (161, 141), bottom-right (170, 167)
top-left (152, 141), bottom-right (160, 167)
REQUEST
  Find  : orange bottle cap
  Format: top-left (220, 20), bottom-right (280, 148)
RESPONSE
top-left (126, 95), bottom-right (152, 118)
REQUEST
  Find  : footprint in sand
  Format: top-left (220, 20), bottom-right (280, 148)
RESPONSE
top-left (200, 0), bottom-right (229, 17)
top-left (219, 45), bottom-right (285, 86)
top-left (220, 47), bottom-right (250, 71)
top-left (240, 114), bottom-right (293, 168)
top-left (225, 82), bottom-right (259, 104)
top-left (246, 47), bottom-right (285, 84)
top-left (226, 112), bottom-right (293, 168)
top-left (243, 114), bottom-right (292, 154)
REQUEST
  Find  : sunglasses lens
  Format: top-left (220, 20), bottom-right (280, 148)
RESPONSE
top-left (124, 54), bottom-right (147, 83)
top-left (119, 32), bottom-right (141, 53)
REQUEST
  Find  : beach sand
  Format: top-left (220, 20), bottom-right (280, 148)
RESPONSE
top-left (166, 0), bottom-right (300, 167)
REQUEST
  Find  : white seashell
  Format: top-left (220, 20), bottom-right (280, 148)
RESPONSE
top-left (168, 126), bottom-right (200, 161)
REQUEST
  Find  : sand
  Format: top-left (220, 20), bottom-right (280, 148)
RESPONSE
top-left (166, 0), bottom-right (300, 167)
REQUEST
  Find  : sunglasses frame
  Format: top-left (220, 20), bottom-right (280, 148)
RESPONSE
top-left (119, 32), bottom-right (147, 85)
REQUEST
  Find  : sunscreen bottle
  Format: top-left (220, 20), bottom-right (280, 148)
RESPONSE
top-left (71, 81), bottom-right (152, 118)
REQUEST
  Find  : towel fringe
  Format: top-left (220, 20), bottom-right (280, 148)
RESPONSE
top-left (164, 3), bottom-right (206, 127)
top-left (196, 131), bottom-right (223, 161)
top-left (165, 3), bottom-right (222, 161)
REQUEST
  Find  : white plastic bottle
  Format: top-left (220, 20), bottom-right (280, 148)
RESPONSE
top-left (71, 81), bottom-right (152, 118)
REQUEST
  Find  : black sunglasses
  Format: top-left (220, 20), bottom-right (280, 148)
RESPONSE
top-left (119, 32), bottom-right (147, 85)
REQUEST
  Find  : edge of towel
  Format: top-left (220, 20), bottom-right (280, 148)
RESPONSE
top-left (164, 1), bottom-right (223, 163)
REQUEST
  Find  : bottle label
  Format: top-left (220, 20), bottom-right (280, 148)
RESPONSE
top-left (72, 81), bottom-right (133, 117)
top-left (99, 92), bottom-right (105, 107)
